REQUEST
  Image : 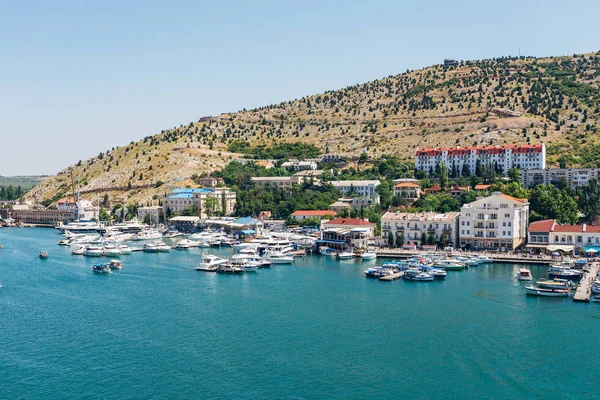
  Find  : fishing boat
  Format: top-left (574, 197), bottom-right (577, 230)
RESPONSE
top-left (108, 260), bottom-right (124, 269)
top-left (196, 254), bottom-right (228, 271)
top-left (337, 252), bottom-right (355, 260)
top-left (92, 263), bottom-right (111, 273)
top-left (39, 251), bottom-right (49, 259)
top-left (434, 259), bottom-right (465, 271)
top-left (403, 269), bottom-right (434, 281)
top-left (319, 247), bottom-right (337, 256)
top-left (83, 245), bottom-right (103, 257)
top-left (517, 268), bottom-right (533, 281)
top-left (264, 251), bottom-right (294, 264)
top-left (536, 279), bottom-right (577, 290)
top-left (525, 285), bottom-right (570, 297)
top-left (548, 266), bottom-right (583, 280)
top-left (361, 248), bottom-right (377, 260)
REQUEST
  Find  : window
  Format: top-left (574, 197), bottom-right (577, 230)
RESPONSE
top-left (507, 222), bottom-right (512, 227)
top-left (505, 213), bottom-right (510, 218)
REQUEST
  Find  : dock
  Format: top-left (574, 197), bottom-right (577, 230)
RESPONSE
top-left (375, 249), bottom-right (554, 265)
top-left (573, 263), bottom-right (600, 303)
top-left (379, 271), bottom-right (404, 281)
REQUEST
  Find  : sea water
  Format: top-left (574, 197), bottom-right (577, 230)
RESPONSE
top-left (0, 228), bottom-right (599, 399)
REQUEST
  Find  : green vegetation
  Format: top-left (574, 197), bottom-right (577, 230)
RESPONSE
top-left (228, 141), bottom-right (320, 159)
top-left (0, 176), bottom-right (44, 190)
top-left (0, 185), bottom-right (26, 201)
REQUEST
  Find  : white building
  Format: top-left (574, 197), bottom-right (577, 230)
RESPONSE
top-left (381, 211), bottom-right (459, 248)
top-left (162, 188), bottom-right (236, 218)
top-left (281, 160), bottom-right (318, 171)
top-left (528, 219), bottom-right (600, 253)
top-left (415, 144), bottom-right (545, 176)
top-left (320, 218), bottom-right (376, 249)
top-left (330, 180), bottom-right (380, 198)
top-left (521, 167), bottom-right (600, 189)
top-left (459, 192), bottom-right (529, 251)
top-left (251, 177), bottom-right (293, 190)
top-left (137, 206), bottom-right (162, 224)
top-left (56, 197), bottom-right (98, 220)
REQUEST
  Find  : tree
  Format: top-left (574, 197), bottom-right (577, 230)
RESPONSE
top-left (99, 206), bottom-right (110, 222)
top-left (439, 162), bottom-right (449, 190)
top-left (387, 231), bottom-right (394, 247)
top-left (530, 184), bottom-right (579, 224)
top-left (461, 163), bottom-right (470, 177)
top-left (359, 152), bottom-right (368, 163)
top-left (578, 179), bottom-right (600, 223)
top-left (204, 197), bottom-right (219, 217)
top-left (395, 232), bottom-right (404, 247)
top-left (507, 167), bottom-right (521, 183)
top-left (558, 155), bottom-right (568, 169)
top-left (439, 233), bottom-right (448, 246)
top-left (459, 190), bottom-right (477, 205)
top-left (420, 232), bottom-right (427, 245)
top-left (427, 234), bottom-right (435, 245)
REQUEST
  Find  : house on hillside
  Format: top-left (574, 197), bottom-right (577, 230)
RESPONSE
top-left (291, 210), bottom-right (336, 222)
top-left (393, 182), bottom-right (422, 203)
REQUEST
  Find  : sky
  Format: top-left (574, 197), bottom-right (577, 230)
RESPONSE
top-left (1, 0), bottom-right (599, 176)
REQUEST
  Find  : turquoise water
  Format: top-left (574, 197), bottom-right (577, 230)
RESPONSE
top-left (1, 228), bottom-right (599, 399)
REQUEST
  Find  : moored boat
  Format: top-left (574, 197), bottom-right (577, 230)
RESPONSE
top-left (264, 251), bottom-right (294, 264)
top-left (196, 254), bottom-right (228, 271)
top-left (403, 269), bottom-right (434, 281)
top-left (360, 248), bottom-right (377, 260)
top-left (319, 246), bottom-right (337, 256)
top-left (517, 268), bottom-right (533, 281)
top-left (83, 245), bottom-right (103, 257)
top-left (536, 278), bottom-right (577, 290)
top-left (548, 266), bottom-right (583, 280)
top-left (337, 252), bottom-right (355, 260)
top-left (525, 285), bottom-right (570, 297)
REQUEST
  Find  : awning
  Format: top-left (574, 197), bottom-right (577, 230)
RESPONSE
top-left (584, 246), bottom-right (599, 253)
top-left (316, 239), bottom-right (347, 244)
top-left (403, 244), bottom-right (417, 249)
top-left (236, 229), bottom-right (255, 235)
top-left (525, 244), bottom-right (549, 249)
top-left (546, 245), bottom-right (575, 252)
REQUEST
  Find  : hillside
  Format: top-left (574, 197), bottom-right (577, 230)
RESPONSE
top-left (27, 51), bottom-right (600, 205)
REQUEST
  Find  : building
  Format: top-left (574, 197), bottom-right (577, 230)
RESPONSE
top-left (290, 170), bottom-right (325, 185)
top-left (56, 197), bottom-right (98, 220)
top-left (459, 192), bottom-right (529, 251)
top-left (381, 211), bottom-right (459, 248)
top-left (168, 216), bottom-right (200, 233)
top-left (229, 217), bottom-right (264, 235)
top-left (162, 187), bottom-right (236, 218)
top-left (415, 144), bottom-right (546, 177)
top-left (12, 207), bottom-right (74, 225)
top-left (521, 168), bottom-right (600, 190)
top-left (250, 177), bottom-right (293, 190)
top-left (328, 195), bottom-right (380, 213)
top-left (321, 154), bottom-right (342, 163)
top-left (527, 219), bottom-right (600, 254)
top-left (330, 180), bottom-right (380, 198)
top-left (443, 59), bottom-right (459, 67)
top-left (137, 206), bottom-right (162, 224)
top-left (196, 177), bottom-right (224, 188)
top-left (291, 210), bottom-right (336, 222)
top-left (257, 211), bottom-right (272, 221)
top-left (423, 185), bottom-right (442, 195)
top-left (281, 160), bottom-right (318, 171)
top-left (319, 218), bottom-right (376, 249)
top-left (393, 182), bottom-right (422, 202)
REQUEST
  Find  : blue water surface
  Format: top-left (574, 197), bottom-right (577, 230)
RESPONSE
top-left (0, 228), bottom-right (599, 399)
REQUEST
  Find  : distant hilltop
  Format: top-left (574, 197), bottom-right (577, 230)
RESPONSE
top-left (26, 51), bottom-right (600, 204)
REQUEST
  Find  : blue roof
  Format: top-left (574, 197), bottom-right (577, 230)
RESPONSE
top-left (166, 194), bottom-right (194, 199)
top-left (236, 229), bottom-right (256, 235)
top-left (234, 217), bottom-right (260, 225)
top-left (168, 188), bottom-right (214, 197)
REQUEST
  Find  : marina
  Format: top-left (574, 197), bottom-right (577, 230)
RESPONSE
top-left (573, 263), bottom-right (600, 303)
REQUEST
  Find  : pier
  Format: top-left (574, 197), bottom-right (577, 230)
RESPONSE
top-left (573, 263), bottom-right (600, 303)
top-left (379, 271), bottom-right (404, 281)
top-left (375, 249), bottom-right (555, 265)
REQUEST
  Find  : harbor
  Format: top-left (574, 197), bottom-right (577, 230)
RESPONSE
top-left (573, 263), bottom-right (600, 302)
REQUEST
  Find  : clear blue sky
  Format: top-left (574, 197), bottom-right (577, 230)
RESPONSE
top-left (1, 0), bottom-right (599, 175)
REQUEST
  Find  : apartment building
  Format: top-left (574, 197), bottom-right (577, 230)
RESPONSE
top-left (162, 188), bottom-right (236, 217)
top-left (381, 211), bottom-right (459, 248)
top-left (459, 192), bottom-right (529, 251)
top-left (330, 180), bottom-right (380, 198)
top-left (528, 219), bottom-right (600, 253)
top-left (521, 168), bottom-right (600, 189)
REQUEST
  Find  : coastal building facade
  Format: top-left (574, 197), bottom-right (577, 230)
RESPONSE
top-left (330, 180), bottom-right (380, 198)
top-left (12, 207), bottom-right (74, 225)
top-left (381, 211), bottom-right (459, 248)
top-left (162, 187), bottom-right (236, 218)
top-left (527, 219), bottom-right (600, 253)
top-left (319, 218), bottom-right (375, 249)
top-left (137, 206), bottom-right (163, 224)
top-left (415, 144), bottom-right (545, 176)
top-left (291, 210), bottom-right (336, 222)
top-left (459, 192), bottom-right (529, 251)
top-left (521, 168), bottom-right (600, 190)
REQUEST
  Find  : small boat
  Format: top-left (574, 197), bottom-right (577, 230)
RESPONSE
top-left (591, 284), bottom-right (600, 295)
top-left (102, 244), bottom-right (122, 257)
top-left (319, 246), bottom-right (337, 256)
top-left (475, 255), bottom-right (493, 264)
top-left (525, 285), bottom-right (570, 297)
top-left (117, 245), bottom-right (132, 255)
top-left (548, 266), bottom-right (583, 280)
top-left (361, 249), bottom-right (377, 260)
top-left (419, 265), bottom-right (446, 279)
top-left (593, 296), bottom-right (600, 303)
top-left (434, 259), bottom-right (465, 271)
top-left (217, 264), bottom-right (245, 274)
top-left (143, 242), bottom-right (160, 253)
top-left (92, 263), bottom-right (111, 274)
top-left (57, 238), bottom-right (70, 246)
top-left (108, 260), bottom-right (124, 269)
top-left (517, 268), bottom-right (533, 281)
top-left (39, 251), bottom-right (49, 259)
top-left (337, 252), bottom-right (355, 260)
top-left (71, 245), bottom-right (85, 255)
top-left (163, 230), bottom-right (182, 239)
top-left (133, 230), bottom-right (164, 241)
top-left (196, 254), bottom-right (228, 271)
top-left (536, 279), bottom-right (577, 290)
top-left (403, 269), bottom-right (434, 281)
top-left (264, 251), bottom-right (294, 264)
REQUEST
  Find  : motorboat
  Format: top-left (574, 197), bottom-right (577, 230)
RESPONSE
top-left (174, 239), bottom-right (191, 250)
top-left (196, 254), bottom-right (228, 271)
top-left (56, 221), bottom-right (103, 234)
top-left (108, 260), bottom-right (124, 269)
top-left (39, 251), bottom-right (49, 259)
top-left (319, 247), bottom-right (337, 256)
top-left (525, 285), bottom-right (570, 297)
top-left (57, 238), bottom-right (71, 246)
top-left (217, 263), bottom-right (245, 274)
top-left (93, 263), bottom-right (111, 274)
top-left (475, 255), bottom-right (493, 264)
top-left (361, 249), bottom-right (377, 260)
top-left (536, 279), bottom-right (577, 290)
top-left (143, 242), bottom-right (160, 253)
top-left (434, 259), bottom-right (465, 271)
top-left (133, 230), bottom-right (164, 241)
top-left (574, 259), bottom-right (588, 268)
top-left (263, 251), bottom-right (294, 264)
top-left (156, 242), bottom-right (171, 252)
top-left (102, 244), bottom-right (122, 257)
top-left (517, 268), bottom-right (533, 281)
top-left (419, 265), bottom-right (446, 279)
top-left (593, 296), bottom-right (600, 303)
top-left (403, 269), bottom-right (434, 281)
top-left (337, 252), bottom-right (355, 260)
top-left (231, 253), bottom-right (270, 267)
top-left (226, 258), bottom-right (259, 272)
top-left (548, 266), bottom-right (583, 280)
top-left (117, 244), bottom-right (132, 255)
top-left (163, 230), bottom-right (182, 239)
top-left (83, 245), bottom-right (103, 257)
top-left (71, 245), bottom-right (85, 255)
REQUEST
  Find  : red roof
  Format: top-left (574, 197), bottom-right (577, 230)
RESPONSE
top-left (291, 210), bottom-right (336, 217)
top-left (528, 220), bottom-right (556, 233)
top-left (394, 182), bottom-right (421, 188)
top-left (416, 144), bottom-right (543, 156)
top-left (553, 225), bottom-right (584, 233)
top-left (498, 193), bottom-right (527, 204)
top-left (324, 218), bottom-right (375, 227)
top-left (474, 184), bottom-right (492, 190)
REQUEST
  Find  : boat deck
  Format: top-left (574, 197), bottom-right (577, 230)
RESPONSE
top-left (379, 272), bottom-right (404, 281)
top-left (573, 263), bottom-right (600, 303)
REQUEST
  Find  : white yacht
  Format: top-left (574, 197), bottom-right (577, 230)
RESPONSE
top-left (156, 242), bottom-right (171, 252)
top-left (143, 242), bottom-right (160, 253)
top-left (133, 230), bottom-right (164, 241)
top-left (337, 252), bottom-right (355, 260)
top-left (360, 248), bottom-right (377, 260)
top-left (117, 244), bottom-right (132, 255)
top-left (196, 254), bottom-right (228, 271)
top-left (264, 251), bottom-right (294, 264)
top-left (57, 221), bottom-right (103, 234)
top-left (102, 244), bottom-right (122, 257)
top-left (174, 239), bottom-right (191, 250)
top-left (83, 245), bottom-right (103, 257)
top-left (71, 245), bottom-right (85, 255)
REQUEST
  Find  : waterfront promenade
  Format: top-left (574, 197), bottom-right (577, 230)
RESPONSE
top-left (375, 248), bottom-right (557, 265)
top-left (573, 263), bottom-right (600, 302)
